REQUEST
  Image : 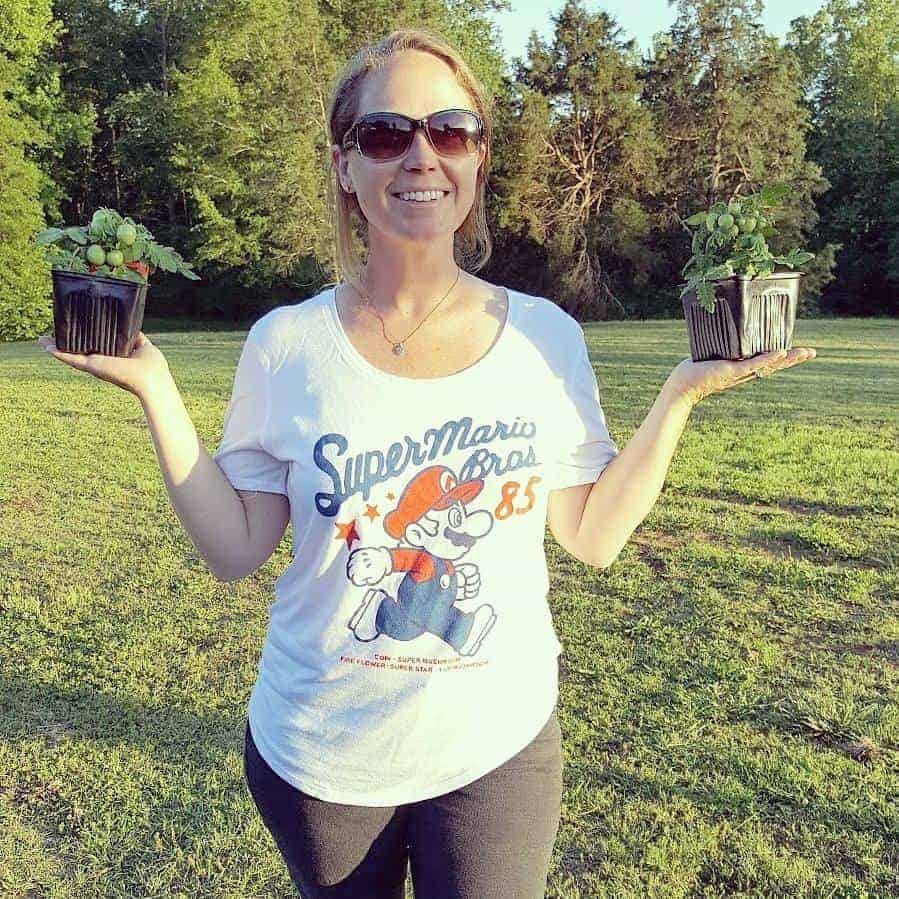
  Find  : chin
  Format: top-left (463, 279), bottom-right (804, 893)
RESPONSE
top-left (386, 222), bottom-right (457, 243)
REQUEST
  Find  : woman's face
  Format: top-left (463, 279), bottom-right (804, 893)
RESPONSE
top-left (331, 49), bottom-right (487, 247)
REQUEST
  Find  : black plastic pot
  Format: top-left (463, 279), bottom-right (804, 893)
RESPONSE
top-left (51, 270), bottom-right (147, 357)
top-left (681, 271), bottom-right (802, 362)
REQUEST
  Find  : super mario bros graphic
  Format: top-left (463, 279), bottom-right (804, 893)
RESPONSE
top-left (346, 466), bottom-right (498, 657)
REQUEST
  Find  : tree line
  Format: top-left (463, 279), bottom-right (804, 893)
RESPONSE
top-left (2, 0), bottom-right (897, 339)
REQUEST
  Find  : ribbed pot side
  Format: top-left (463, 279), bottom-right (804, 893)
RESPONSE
top-left (681, 272), bottom-right (801, 362)
top-left (51, 270), bottom-right (147, 357)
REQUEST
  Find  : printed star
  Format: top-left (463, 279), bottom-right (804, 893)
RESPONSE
top-left (386, 491), bottom-right (395, 500)
top-left (335, 519), bottom-right (361, 550)
top-left (363, 504), bottom-right (379, 522)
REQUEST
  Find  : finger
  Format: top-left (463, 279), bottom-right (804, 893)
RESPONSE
top-left (742, 347), bottom-right (816, 380)
top-left (786, 347), bottom-right (817, 363)
top-left (739, 350), bottom-right (786, 379)
top-left (767, 348), bottom-right (817, 373)
top-left (43, 342), bottom-right (92, 370)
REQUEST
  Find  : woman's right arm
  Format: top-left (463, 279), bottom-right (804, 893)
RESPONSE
top-left (140, 374), bottom-right (288, 582)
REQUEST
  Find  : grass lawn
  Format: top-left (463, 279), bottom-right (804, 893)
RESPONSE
top-left (1, 315), bottom-right (897, 898)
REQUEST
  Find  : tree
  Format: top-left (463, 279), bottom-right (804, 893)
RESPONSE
top-left (167, 0), bottom-right (509, 317)
top-left (787, 0), bottom-right (899, 315)
top-left (486, 83), bottom-right (557, 300)
top-left (506, 0), bottom-right (662, 320)
top-left (0, 0), bottom-right (64, 340)
top-left (642, 0), bottom-right (836, 315)
top-left (44, 0), bottom-right (146, 223)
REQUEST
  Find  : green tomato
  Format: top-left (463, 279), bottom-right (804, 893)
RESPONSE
top-left (106, 249), bottom-right (124, 267)
top-left (86, 244), bottom-right (106, 265)
top-left (728, 201), bottom-right (742, 215)
top-left (116, 222), bottom-right (136, 246)
top-left (717, 213), bottom-right (735, 230)
top-left (89, 211), bottom-right (107, 234)
top-left (741, 216), bottom-right (757, 233)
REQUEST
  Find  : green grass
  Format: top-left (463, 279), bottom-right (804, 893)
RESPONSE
top-left (2, 316), bottom-right (897, 898)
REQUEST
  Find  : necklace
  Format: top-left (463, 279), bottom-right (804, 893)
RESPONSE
top-left (353, 267), bottom-right (462, 356)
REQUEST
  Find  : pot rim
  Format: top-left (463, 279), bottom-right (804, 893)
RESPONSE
top-left (679, 271), bottom-right (804, 290)
top-left (50, 269), bottom-right (147, 288)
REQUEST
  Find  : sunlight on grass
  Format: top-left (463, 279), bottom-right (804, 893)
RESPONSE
top-left (1, 316), bottom-right (897, 897)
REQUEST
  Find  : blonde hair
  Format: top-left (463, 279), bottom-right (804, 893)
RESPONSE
top-left (325, 28), bottom-right (494, 295)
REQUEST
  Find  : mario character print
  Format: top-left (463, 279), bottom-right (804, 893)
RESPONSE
top-left (346, 466), bottom-right (497, 657)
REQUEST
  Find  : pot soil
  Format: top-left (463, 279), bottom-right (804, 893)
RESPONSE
top-left (51, 270), bottom-right (147, 357)
top-left (681, 271), bottom-right (802, 362)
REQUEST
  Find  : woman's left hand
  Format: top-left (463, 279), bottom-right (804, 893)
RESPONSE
top-left (668, 346), bottom-right (817, 405)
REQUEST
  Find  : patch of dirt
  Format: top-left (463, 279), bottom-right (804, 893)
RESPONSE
top-left (847, 640), bottom-right (899, 667)
top-left (0, 495), bottom-right (43, 513)
top-left (631, 539), bottom-right (669, 576)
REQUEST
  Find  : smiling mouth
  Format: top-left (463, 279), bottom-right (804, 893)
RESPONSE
top-left (391, 190), bottom-right (452, 204)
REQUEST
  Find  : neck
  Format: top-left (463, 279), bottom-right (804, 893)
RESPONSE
top-left (359, 231), bottom-right (462, 319)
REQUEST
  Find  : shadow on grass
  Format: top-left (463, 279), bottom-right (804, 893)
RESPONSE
top-left (677, 489), bottom-right (882, 520)
top-left (1, 671), bottom-right (245, 766)
top-left (1, 672), bottom-right (252, 878)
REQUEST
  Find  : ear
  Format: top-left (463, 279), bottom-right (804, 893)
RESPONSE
top-left (331, 144), bottom-right (354, 193)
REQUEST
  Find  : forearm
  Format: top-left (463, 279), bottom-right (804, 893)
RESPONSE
top-left (577, 378), bottom-right (695, 567)
top-left (139, 375), bottom-right (249, 580)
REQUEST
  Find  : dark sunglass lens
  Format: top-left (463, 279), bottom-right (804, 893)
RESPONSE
top-left (357, 115), bottom-right (413, 159)
top-left (428, 111), bottom-right (481, 155)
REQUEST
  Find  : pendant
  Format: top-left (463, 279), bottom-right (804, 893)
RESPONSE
top-left (392, 342), bottom-right (405, 356)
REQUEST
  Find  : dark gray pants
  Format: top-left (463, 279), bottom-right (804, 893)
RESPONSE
top-left (243, 708), bottom-right (563, 898)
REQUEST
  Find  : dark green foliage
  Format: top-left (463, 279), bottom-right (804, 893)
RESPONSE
top-left (787, 0), bottom-right (899, 316)
top-left (1, 0), bottom-right (896, 339)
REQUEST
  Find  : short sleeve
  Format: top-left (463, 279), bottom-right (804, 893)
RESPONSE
top-left (212, 332), bottom-right (289, 496)
top-left (547, 330), bottom-right (619, 491)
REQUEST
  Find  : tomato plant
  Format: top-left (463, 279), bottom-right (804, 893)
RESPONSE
top-left (680, 184), bottom-right (814, 313)
top-left (35, 207), bottom-right (200, 285)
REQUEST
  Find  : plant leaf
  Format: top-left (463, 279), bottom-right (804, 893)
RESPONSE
top-left (36, 228), bottom-right (66, 246)
top-left (697, 281), bottom-right (716, 312)
top-left (154, 245), bottom-right (179, 273)
top-left (110, 268), bottom-right (146, 284)
top-left (65, 227), bottom-right (88, 245)
top-left (704, 263), bottom-right (734, 280)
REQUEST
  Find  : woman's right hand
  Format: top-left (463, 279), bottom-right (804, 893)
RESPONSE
top-left (36, 331), bottom-right (172, 400)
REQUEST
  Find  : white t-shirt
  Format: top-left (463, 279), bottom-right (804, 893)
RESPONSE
top-left (213, 284), bottom-right (619, 805)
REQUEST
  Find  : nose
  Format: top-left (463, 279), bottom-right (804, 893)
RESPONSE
top-left (402, 127), bottom-right (440, 171)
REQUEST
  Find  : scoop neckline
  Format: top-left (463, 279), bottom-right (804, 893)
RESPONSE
top-left (325, 284), bottom-right (516, 385)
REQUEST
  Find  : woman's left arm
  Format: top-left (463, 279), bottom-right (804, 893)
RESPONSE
top-left (574, 346), bottom-right (817, 568)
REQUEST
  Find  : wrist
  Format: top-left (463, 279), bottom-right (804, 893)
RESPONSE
top-left (660, 375), bottom-right (699, 412)
top-left (137, 370), bottom-right (178, 407)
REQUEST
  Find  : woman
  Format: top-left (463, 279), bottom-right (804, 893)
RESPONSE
top-left (38, 27), bottom-right (815, 899)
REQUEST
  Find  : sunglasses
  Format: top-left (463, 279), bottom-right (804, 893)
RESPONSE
top-left (341, 108), bottom-right (483, 161)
